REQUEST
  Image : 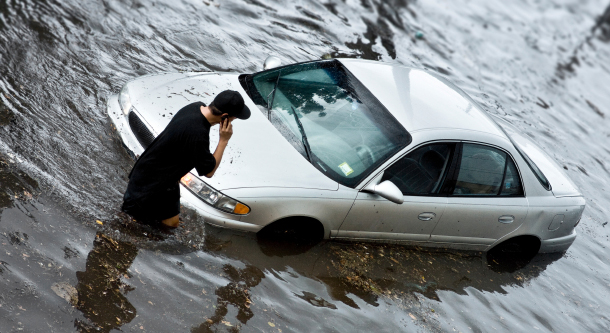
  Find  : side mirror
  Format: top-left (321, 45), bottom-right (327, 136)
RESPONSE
top-left (362, 174), bottom-right (403, 204)
top-left (372, 180), bottom-right (404, 204)
top-left (263, 55), bottom-right (282, 70)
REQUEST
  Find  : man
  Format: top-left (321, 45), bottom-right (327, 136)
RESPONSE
top-left (122, 90), bottom-right (251, 227)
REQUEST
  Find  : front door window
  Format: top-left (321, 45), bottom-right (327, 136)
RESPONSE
top-left (381, 143), bottom-right (454, 196)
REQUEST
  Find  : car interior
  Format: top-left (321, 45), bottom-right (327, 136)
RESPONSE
top-left (382, 144), bottom-right (452, 195)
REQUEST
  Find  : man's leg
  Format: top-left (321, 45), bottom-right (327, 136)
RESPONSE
top-left (162, 215), bottom-right (180, 227)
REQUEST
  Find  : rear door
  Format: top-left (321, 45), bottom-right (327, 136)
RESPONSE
top-left (336, 143), bottom-right (455, 241)
top-left (430, 143), bottom-right (529, 246)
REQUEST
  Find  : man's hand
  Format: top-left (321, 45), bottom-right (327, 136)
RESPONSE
top-left (219, 118), bottom-right (233, 143)
top-left (205, 118), bottom-right (233, 178)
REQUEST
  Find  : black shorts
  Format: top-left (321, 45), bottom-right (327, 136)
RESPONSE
top-left (121, 184), bottom-right (180, 223)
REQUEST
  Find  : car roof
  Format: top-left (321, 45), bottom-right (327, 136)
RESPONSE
top-left (337, 59), bottom-right (507, 140)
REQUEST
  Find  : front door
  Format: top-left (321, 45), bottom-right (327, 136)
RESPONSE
top-left (430, 143), bottom-right (529, 245)
top-left (337, 143), bottom-right (455, 242)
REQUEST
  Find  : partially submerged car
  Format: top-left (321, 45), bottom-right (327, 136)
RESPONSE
top-left (107, 58), bottom-right (585, 254)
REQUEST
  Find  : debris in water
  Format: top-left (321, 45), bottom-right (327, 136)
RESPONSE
top-left (51, 282), bottom-right (78, 305)
top-left (586, 100), bottom-right (605, 118)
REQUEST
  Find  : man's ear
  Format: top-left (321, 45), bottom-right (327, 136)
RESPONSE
top-left (221, 113), bottom-right (229, 119)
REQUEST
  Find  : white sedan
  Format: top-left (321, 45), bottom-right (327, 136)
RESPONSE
top-left (107, 58), bottom-right (584, 254)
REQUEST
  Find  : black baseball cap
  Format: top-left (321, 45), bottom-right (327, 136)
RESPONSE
top-left (210, 90), bottom-right (251, 120)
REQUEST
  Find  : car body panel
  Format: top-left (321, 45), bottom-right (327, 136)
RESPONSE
top-left (509, 129), bottom-right (580, 198)
top-left (491, 115), bottom-right (582, 198)
top-left (222, 186), bottom-right (358, 236)
top-left (108, 94), bottom-right (144, 158)
top-left (338, 59), bottom-right (506, 139)
top-left (336, 193), bottom-right (447, 241)
top-left (429, 197), bottom-right (529, 245)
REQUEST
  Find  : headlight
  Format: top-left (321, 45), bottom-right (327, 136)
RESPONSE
top-left (180, 173), bottom-right (250, 215)
top-left (118, 85), bottom-right (132, 115)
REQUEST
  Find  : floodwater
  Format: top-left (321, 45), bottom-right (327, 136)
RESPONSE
top-left (1, 0), bottom-right (609, 331)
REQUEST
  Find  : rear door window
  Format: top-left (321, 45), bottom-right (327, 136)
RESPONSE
top-left (453, 143), bottom-right (523, 196)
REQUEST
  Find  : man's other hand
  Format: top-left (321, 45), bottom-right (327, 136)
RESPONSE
top-left (219, 118), bottom-right (233, 143)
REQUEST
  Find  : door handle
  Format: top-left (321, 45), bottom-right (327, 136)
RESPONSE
top-left (498, 215), bottom-right (515, 224)
top-left (418, 212), bottom-right (436, 221)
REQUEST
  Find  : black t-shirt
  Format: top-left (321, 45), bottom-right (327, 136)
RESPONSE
top-left (125, 102), bottom-right (217, 199)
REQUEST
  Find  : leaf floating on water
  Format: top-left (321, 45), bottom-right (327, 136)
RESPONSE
top-left (222, 320), bottom-right (232, 327)
top-left (268, 322), bottom-right (276, 327)
top-left (96, 220), bottom-right (103, 225)
top-left (51, 282), bottom-right (78, 305)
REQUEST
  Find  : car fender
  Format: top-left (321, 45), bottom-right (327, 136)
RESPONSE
top-left (223, 187), bottom-right (358, 238)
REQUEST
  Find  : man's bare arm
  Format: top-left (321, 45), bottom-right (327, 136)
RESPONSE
top-left (205, 119), bottom-right (233, 178)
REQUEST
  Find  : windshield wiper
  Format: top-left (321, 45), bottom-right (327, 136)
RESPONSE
top-left (266, 71), bottom-right (281, 120)
top-left (291, 106), bottom-right (312, 161)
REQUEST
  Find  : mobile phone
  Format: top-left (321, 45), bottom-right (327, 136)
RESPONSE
top-left (221, 115), bottom-right (228, 125)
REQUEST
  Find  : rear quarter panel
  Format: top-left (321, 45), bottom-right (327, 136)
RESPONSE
top-left (519, 195), bottom-right (585, 241)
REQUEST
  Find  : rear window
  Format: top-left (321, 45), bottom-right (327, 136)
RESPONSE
top-left (491, 116), bottom-right (552, 191)
top-left (512, 142), bottom-right (551, 191)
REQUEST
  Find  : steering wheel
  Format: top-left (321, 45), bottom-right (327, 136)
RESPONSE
top-left (355, 144), bottom-right (375, 167)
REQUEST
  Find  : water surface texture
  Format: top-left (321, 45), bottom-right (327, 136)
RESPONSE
top-left (1, 0), bottom-right (609, 331)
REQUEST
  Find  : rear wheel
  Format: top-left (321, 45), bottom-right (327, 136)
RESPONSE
top-left (486, 236), bottom-right (541, 273)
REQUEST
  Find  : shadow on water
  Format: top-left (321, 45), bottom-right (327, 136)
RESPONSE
top-left (70, 211), bottom-right (562, 331)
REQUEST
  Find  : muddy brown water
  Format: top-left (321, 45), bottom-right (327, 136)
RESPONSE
top-left (1, 0), bottom-right (610, 332)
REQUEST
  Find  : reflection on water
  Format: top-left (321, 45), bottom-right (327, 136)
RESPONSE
top-left (72, 218), bottom-right (562, 330)
top-left (191, 264), bottom-right (264, 332)
top-left (206, 225), bottom-right (563, 301)
top-left (74, 233), bottom-right (138, 332)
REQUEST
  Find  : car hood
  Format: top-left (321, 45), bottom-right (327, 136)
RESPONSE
top-left (126, 72), bottom-right (339, 191)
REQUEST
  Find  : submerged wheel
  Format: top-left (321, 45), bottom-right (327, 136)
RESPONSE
top-left (491, 236), bottom-right (541, 255)
top-left (257, 217), bottom-right (324, 243)
top-left (486, 236), bottom-right (541, 273)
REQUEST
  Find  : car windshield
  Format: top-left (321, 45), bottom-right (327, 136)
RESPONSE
top-left (242, 60), bottom-right (411, 187)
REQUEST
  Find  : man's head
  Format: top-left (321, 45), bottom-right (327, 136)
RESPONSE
top-left (209, 90), bottom-right (251, 120)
